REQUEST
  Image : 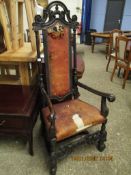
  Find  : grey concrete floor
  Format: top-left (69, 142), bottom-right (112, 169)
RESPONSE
top-left (0, 43), bottom-right (131, 175)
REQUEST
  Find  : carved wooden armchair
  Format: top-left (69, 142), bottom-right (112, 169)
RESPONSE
top-left (33, 1), bottom-right (115, 175)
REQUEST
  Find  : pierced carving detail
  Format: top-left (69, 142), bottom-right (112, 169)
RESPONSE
top-left (33, 1), bottom-right (78, 30)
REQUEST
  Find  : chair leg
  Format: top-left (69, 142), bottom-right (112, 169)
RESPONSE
top-left (96, 123), bottom-right (107, 152)
top-left (106, 53), bottom-right (108, 60)
top-left (117, 67), bottom-right (121, 77)
top-left (50, 153), bottom-right (57, 175)
top-left (106, 55), bottom-right (111, 72)
top-left (28, 131), bottom-right (34, 156)
top-left (122, 69), bottom-right (129, 89)
top-left (111, 63), bottom-right (117, 81)
top-left (105, 43), bottom-right (109, 60)
top-left (50, 139), bottom-right (57, 175)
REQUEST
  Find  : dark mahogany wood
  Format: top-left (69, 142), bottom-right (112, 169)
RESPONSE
top-left (0, 85), bottom-right (39, 155)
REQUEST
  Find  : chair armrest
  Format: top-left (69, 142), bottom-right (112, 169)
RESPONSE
top-left (40, 82), bottom-right (55, 121)
top-left (77, 82), bottom-right (115, 102)
top-left (40, 82), bottom-right (56, 139)
top-left (77, 82), bottom-right (115, 117)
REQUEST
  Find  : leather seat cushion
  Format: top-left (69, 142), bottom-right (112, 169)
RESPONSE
top-left (42, 99), bottom-right (105, 141)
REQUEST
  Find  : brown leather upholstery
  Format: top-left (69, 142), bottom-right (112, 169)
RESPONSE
top-left (75, 55), bottom-right (85, 79)
top-left (47, 26), bottom-right (71, 97)
top-left (42, 99), bottom-right (105, 141)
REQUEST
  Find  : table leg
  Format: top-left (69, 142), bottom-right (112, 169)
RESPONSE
top-left (19, 63), bottom-right (30, 85)
top-left (105, 39), bottom-right (110, 59)
top-left (91, 36), bottom-right (95, 53)
top-left (28, 131), bottom-right (33, 156)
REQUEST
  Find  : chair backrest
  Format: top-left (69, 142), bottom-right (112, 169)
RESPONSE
top-left (115, 35), bottom-right (129, 61)
top-left (111, 29), bottom-right (122, 49)
top-left (33, 1), bottom-right (78, 101)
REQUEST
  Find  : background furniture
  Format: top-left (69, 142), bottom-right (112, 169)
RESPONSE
top-left (33, 2), bottom-right (115, 175)
top-left (0, 0), bottom-right (42, 155)
top-left (0, 84), bottom-right (39, 155)
top-left (111, 36), bottom-right (131, 89)
top-left (125, 32), bottom-right (131, 37)
top-left (0, 43), bottom-right (39, 85)
top-left (0, 0), bottom-right (39, 86)
top-left (91, 31), bottom-right (131, 60)
top-left (106, 29), bottom-right (122, 72)
top-left (91, 32), bottom-right (110, 58)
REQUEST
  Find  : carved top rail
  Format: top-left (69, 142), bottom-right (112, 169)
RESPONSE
top-left (33, 1), bottom-right (78, 31)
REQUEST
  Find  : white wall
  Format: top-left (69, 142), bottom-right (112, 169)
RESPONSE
top-left (90, 0), bottom-right (107, 32)
top-left (121, 0), bottom-right (131, 30)
top-left (23, 0), bottom-right (131, 36)
top-left (23, 0), bottom-right (82, 36)
top-left (90, 0), bottom-right (131, 32)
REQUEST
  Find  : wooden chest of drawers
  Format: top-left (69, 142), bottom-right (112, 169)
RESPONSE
top-left (0, 85), bottom-right (40, 155)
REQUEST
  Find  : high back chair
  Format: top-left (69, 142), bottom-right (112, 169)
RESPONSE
top-left (106, 29), bottom-right (122, 71)
top-left (111, 35), bottom-right (131, 89)
top-left (33, 1), bottom-right (115, 174)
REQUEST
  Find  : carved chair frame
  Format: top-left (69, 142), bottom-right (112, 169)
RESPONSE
top-left (33, 1), bottom-right (115, 175)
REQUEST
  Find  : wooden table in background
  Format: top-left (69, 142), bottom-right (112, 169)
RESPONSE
top-left (91, 31), bottom-right (131, 58)
top-left (124, 32), bottom-right (131, 38)
top-left (91, 32), bottom-right (110, 58)
top-left (0, 43), bottom-right (43, 85)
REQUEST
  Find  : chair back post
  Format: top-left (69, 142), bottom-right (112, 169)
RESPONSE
top-left (126, 39), bottom-right (131, 66)
top-left (34, 29), bottom-right (43, 85)
top-left (129, 45), bottom-right (131, 61)
top-left (111, 29), bottom-right (122, 49)
top-left (115, 35), bottom-right (128, 61)
top-left (72, 17), bottom-right (79, 97)
top-left (106, 29), bottom-right (122, 72)
top-left (114, 36), bottom-right (119, 62)
top-left (73, 28), bottom-right (77, 74)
